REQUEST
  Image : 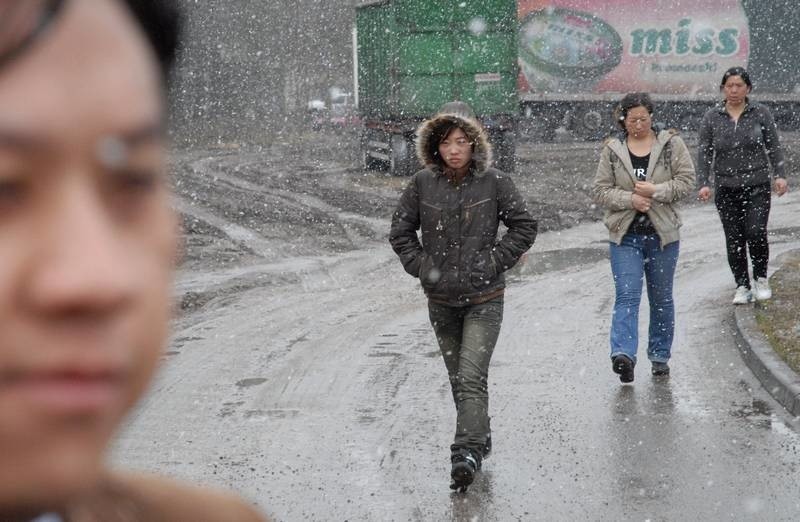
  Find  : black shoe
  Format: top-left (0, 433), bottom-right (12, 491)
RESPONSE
top-left (450, 448), bottom-right (480, 492)
top-left (612, 354), bottom-right (635, 383)
top-left (651, 362), bottom-right (670, 376)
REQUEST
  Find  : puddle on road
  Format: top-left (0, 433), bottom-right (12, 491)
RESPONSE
top-left (729, 397), bottom-right (773, 429)
top-left (367, 351), bottom-right (403, 358)
top-left (355, 407), bottom-right (377, 425)
top-left (245, 409), bottom-right (299, 420)
top-left (513, 247), bottom-right (608, 277)
top-left (447, 469), bottom-right (495, 519)
top-left (236, 378), bottom-right (268, 388)
top-left (172, 336), bottom-right (204, 348)
top-left (287, 334), bottom-right (308, 349)
top-left (218, 401), bottom-right (244, 418)
top-left (358, 414), bottom-right (377, 424)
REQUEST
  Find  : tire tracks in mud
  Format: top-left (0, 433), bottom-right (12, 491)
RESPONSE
top-left (173, 153), bottom-right (396, 316)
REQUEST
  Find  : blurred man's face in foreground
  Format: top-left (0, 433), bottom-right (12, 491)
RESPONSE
top-left (0, 0), bottom-right (177, 512)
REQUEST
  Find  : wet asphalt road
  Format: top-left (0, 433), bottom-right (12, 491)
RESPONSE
top-left (113, 156), bottom-right (800, 520)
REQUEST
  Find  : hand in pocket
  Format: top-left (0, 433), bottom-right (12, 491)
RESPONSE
top-left (470, 249), bottom-right (497, 288)
top-left (419, 254), bottom-right (441, 288)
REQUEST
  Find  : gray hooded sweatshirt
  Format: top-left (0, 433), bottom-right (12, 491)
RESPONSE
top-left (697, 101), bottom-right (786, 188)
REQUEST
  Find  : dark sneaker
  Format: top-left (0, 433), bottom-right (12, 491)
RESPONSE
top-left (651, 362), bottom-right (670, 376)
top-left (612, 354), bottom-right (635, 383)
top-left (450, 448), bottom-right (480, 492)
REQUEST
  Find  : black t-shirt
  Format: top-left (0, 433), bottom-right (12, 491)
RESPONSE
top-left (628, 150), bottom-right (657, 235)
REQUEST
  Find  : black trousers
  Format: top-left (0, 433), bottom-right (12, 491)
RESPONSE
top-left (715, 183), bottom-right (771, 288)
top-left (428, 297), bottom-right (503, 455)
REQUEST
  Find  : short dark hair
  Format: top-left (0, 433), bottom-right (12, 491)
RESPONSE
top-left (614, 92), bottom-right (654, 130)
top-left (720, 66), bottom-right (753, 90)
top-left (426, 117), bottom-right (474, 168)
top-left (122, 0), bottom-right (181, 80)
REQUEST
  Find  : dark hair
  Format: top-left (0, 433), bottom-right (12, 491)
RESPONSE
top-left (426, 117), bottom-right (474, 167)
top-left (614, 92), bottom-right (654, 130)
top-left (122, 0), bottom-right (181, 80)
top-left (720, 66), bottom-right (752, 90)
top-left (0, 1), bottom-right (181, 81)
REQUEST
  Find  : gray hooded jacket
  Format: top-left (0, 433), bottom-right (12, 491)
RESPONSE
top-left (697, 101), bottom-right (785, 188)
top-left (389, 107), bottom-right (537, 306)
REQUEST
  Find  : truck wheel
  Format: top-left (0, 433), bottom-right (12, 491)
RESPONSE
top-left (493, 130), bottom-right (517, 173)
top-left (360, 129), bottom-right (390, 172)
top-left (573, 109), bottom-right (607, 140)
top-left (389, 133), bottom-right (417, 176)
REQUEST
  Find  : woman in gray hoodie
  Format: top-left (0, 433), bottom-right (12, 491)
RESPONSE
top-left (697, 66), bottom-right (789, 305)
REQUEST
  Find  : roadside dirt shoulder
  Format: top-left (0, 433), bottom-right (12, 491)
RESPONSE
top-left (756, 249), bottom-right (800, 374)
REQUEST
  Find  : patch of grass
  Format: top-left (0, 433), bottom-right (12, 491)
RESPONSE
top-left (755, 251), bottom-right (800, 374)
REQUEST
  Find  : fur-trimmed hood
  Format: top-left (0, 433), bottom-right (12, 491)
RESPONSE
top-left (415, 105), bottom-right (493, 175)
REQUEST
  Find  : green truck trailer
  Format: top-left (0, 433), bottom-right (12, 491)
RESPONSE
top-left (355, 0), bottom-right (519, 175)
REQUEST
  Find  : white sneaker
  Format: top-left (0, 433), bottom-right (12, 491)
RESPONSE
top-left (752, 278), bottom-right (772, 301)
top-left (732, 286), bottom-right (752, 305)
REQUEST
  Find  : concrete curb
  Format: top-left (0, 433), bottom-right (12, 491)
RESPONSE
top-left (733, 275), bottom-right (800, 419)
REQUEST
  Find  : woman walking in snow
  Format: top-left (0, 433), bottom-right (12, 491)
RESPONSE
top-left (389, 101), bottom-right (537, 491)
top-left (593, 92), bottom-right (695, 383)
top-left (696, 66), bottom-right (789, 304)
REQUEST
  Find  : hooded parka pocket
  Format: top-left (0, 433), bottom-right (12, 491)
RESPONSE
top-left (420, 201), bottom-right (444, 239)
top-left (418, 253), bottom-right (441, 289)
top-left (469, 247), bottom-right (498, 289)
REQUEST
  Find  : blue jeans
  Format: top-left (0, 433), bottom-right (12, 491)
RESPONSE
top-left (608, 233), bottom-right (679, 364)
top-left (428, 297), bottom-right (503, 455)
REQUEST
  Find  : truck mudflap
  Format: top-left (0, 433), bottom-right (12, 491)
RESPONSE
top-left (487, 127), bottom-right (517, 174)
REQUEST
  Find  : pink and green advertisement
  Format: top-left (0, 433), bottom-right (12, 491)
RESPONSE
top-left (517, 0), bottom-right (750, 95)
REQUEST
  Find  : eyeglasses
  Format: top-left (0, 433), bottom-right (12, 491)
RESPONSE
top-left (0, 0), bottom-right (65, 71)
top-left (625, 115), bottom-right (651, 124)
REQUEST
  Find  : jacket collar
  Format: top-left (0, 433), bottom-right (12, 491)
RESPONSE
top-left (716, 98), bottom-right (753, 114)
top-left (429, 161), bottom-right (488, 180)
top-left (606, 129), bottom-right (677, 180)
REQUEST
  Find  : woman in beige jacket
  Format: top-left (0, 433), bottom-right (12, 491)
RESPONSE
top-left (593, 93), bottom-right (695, 383)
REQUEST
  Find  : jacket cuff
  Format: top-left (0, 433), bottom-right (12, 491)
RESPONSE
top-left (652, 184), bottom-right (668, 202)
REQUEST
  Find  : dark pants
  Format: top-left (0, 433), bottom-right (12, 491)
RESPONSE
top-left (428, 297), bottom-right (503, 456)
top-left (715, 183), bottom-right (771, 288)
